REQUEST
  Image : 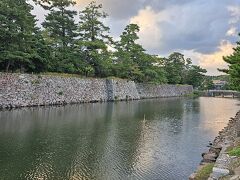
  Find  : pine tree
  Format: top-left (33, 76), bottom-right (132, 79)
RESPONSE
top-left (0, 0), bottom-right (47, 72)
top-left (113, 23), bottom-right (168, 83)
top-left (163, 52), bottom-right (186, 84)
top-left (184, 65), bottom-right (207, 88)
top-left (41, 0), bottom-right (78, 73)
top-left (114, 24), bottom-right (143, 80)
top-left (219, 34), bottom-right (240, 91)
top-left (78, 1), bottom-right (113, 77)
top-left (115, 23), bottom-right (161, 82)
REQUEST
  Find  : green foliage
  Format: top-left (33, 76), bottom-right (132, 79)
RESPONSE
top-left (0, 0), bottom-right (48, 72)
top-left (163, 53), bottom-right (186, 84)
top-left (114, 24), bottom-right (143, 81)
top-left (195, 163), bottom-right (214, 180)
top-left (219, 34), bottom-right (240, 91)
top-left (192, 91), bottom-right (202, 97)
top-left (184, 65), bottom-right (207, 88)
top-left (0, 0), bottom-right (207, 86)
top-left (163, 52), bottom-right (207, 87)
top-left (41, 0), bottom-right (79, 74)
top-left (77, 1), bottom-right (113, 77)
top-left (228, 146), bottom-right (240, 157)
top-left (113, 24), bottom-right (167, 83)
top-left (201, 78), bottom-right (215, 90)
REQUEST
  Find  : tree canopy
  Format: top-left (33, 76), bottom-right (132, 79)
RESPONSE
top-left (0, 0), bottom-right (49, 72)
top-left (219, 33), bottom-right (240, 91)
top-left (0, 0), bottom-right (208, 88)
top-left (77, 1), bottom-right (113, 77)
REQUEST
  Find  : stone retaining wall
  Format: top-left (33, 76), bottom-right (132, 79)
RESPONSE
top-left (136, 83), bottom-right (193, 98)
top-left (0, 73), bottom-right (193, 108)
top-left (190, 111), bottom-right (240, 180)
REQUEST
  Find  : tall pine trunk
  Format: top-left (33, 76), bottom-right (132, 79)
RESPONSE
top-left (6, 61), bottom-right (10, 72)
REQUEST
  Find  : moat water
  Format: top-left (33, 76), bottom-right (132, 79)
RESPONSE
top-left (0, 97), bottom-right (239, 180)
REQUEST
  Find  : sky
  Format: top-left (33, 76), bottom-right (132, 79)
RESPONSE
top-left (31, 0), bottom-right (240, 75)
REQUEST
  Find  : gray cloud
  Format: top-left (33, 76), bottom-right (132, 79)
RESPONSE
top-left (98, 0), bottom-right (144, 20)
top-left (32, 0), bottom-right (240, 55)
top-left (144, 0), bottom-right (195, 11)
top-left (153, 0), bottom-right (239, 54)
top-left (89, 0), bottom-right (240, 55)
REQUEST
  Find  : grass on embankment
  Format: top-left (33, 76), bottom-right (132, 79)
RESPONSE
top-left (184, 91), bottom-right (202, 98)
top-left (228, 146), bottom-right (240, 157)
top-left (40, 73), bottom-right (125, 80)
top-left (195, 163), bottom-right (214, 180)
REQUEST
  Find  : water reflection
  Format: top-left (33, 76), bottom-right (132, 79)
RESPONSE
top-left (0, 97), bottom-right (239, 180)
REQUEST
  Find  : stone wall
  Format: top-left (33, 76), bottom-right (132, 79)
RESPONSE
top-left (190, 112), bottom-right (240, 180)
top-left (0, 73), bottom-right (193, 108)
top-left (136, 83), bottom-right (193, 98)
top-left (111, 79), bottom-right (140, 100)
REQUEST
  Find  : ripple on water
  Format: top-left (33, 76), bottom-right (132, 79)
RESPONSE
top-left (0, 97), bottom-right (239, 180)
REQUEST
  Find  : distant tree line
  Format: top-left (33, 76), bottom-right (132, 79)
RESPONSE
top-left (0, 0), bottom-right (207, 87)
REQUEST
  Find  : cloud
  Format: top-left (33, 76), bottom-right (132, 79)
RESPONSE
top-left (130, 6), bottom-right (167, 52)
top-left (226, 27), bottom-right (238, 37)
top-left (30, 0), bottom-right (240, 75)
top-left (75, 0), bottom-right (144, 19)
top-left (182, 40), bottom-right (235, 75)
top-left (226, 5), bottom-right (240, 38)
top-left (228, 6), bottom-right (240, 24)
top-left (131, 0), bottom-right (240, 54)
